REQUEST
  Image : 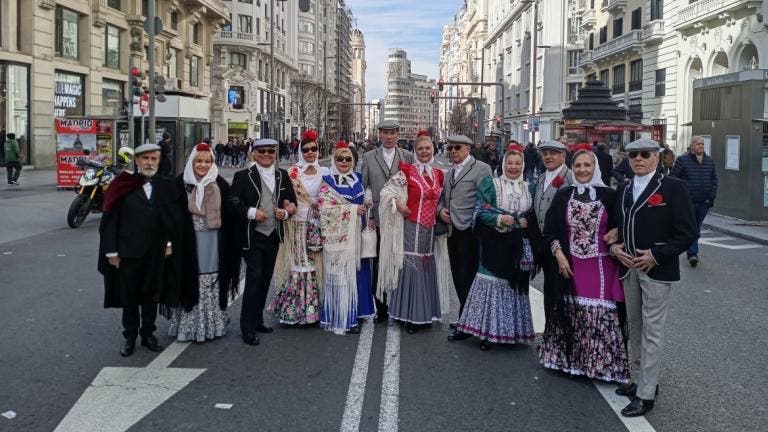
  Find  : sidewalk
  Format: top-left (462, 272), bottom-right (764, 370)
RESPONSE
top-left (703, 212), bottom-right (768, 246)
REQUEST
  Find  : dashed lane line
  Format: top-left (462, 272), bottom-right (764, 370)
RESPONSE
top-left (340, 319), bottom-right (375, 432)
top-left (377, 324), bottom-right (401, 432)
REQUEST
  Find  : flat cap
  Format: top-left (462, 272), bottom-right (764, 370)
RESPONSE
top-left (252, 138), bottom-right (278, 148)
top-left (377, 119), bottom-right (399, 130)
top-left (446, 135), bottom-right (473, 145)
top-left (134, 143), bottom-right (161, 155)
top-left (537, 140), bottom-right (567, 152)
top-left (625, 138), bottom-right (661, 151)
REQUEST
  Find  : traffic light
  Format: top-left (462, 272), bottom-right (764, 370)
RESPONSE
top-left (495, 115), bottom-right (502, 129)
top-left (437, 79), bottom-right (444, 92)
top-left (430, 92), bottom-right (435, 104)
top-left (154, 73), bottom-right (167, 103)
top-left (377, 101), bottom-right (382, 111)
top-left (131, 67), bottom-right (143, 97)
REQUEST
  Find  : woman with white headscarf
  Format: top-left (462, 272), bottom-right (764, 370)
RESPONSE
top-left (269, 130), bottom-right (329, 325)
top-left (452, 144), bottom-right (543, 350)
top-left (538, 144), bottom-right (629, 383)
top-left (169, 143), bottom-right (241, 342)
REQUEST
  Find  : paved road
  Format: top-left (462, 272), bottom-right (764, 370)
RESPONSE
top-left (1, 169), bottom-right (766, 432)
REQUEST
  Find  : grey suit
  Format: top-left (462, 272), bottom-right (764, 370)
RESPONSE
top-left (438, 157), bottom-right (492, 316)
top-left (533, 165), bottom-right (572, 231)
top-left (359, 146), bottom-right (415, 226)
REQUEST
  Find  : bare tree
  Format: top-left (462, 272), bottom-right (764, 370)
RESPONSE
top-left (290, 74), bottom-right (323, 129)
top-left (450, 104), bottom-right (468, 135)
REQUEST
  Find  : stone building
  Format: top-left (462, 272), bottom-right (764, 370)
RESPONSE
top-left (384, 48), bottom-right (439, 140)
top-left (350, 28), bottom-right (366, 141)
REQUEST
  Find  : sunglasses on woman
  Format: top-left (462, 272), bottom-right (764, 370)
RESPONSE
top-left (301, 146), bottom-right (318, 153)
top-left (255, 148), bottom-right (276, 154)
top-left (628, 151), bottom-right (653, 159)
top-left (335, 156), bottom-right (353, 163)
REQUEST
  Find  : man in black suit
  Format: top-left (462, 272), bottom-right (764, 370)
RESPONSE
top-left (593, 142), bottom-right (614, 187)
top-left (230, 139), bottom-right (297, 346)
top-left (98, 143), bottom-right (196, 357)
top-left (609, 138), bottom-right (697, 417)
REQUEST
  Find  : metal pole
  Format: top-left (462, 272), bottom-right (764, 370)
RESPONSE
top-left (322, 42), bottom-right (328, 153)
top-left (141, 112), bottom-right (145, 144)
top-left (127, 67), bottom-right (134, 148)
top-left (269, 0), bottom-right (275, 139)
top-left (529, 0), bottom-right (538, 145)
top-left (148, 0), bottom-right (156, 143)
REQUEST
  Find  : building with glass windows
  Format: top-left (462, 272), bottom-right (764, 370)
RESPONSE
top-left (0, 0), bottom-right (228, 168)
top-left (384, 49), bottom-right (439, 140)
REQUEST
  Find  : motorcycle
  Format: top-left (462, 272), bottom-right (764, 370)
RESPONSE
top-left (66, 159), bottom-right (119, 228)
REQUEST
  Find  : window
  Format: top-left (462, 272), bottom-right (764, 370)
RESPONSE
top-left (588, 33), bottom-right (594, 50)
top-left (629, 59), bottom-right (642, 91)
top-left (567, 83), bottom-right (581, 102)
top-left (190, 56), bottom-right (199, 87)
top-left (223, 14), bottom-right (231, 32)
top-left (192, 22), bottom-right (200, 44)
top-left (104, 25), bottom-right (120, 69)
top-left (54, 71), bottom-right (85, 118)
top-left (230, 52), bottom-right (247, 67)
top-left (299, 41), bottom-right (315, 54)
top-left (102, 79), bottom-right (124, 116)
top-left (650, 0), bottom-right (663, 20)
top-left (300, 63), bottom-right (315, 75)
top-left (599, 26), bottom-right (607, 44)
top-left (107, 0), bottom-right (121, 10)
top-left (170, 11), bottom-right (178, 30)
top-left (238, 0), bottom-right (253, 3)
top-left (166, 48), bottom-right (180, 78)
top-left (631, 8), bottom-right (642, 30)
top-left (256, 18), bottom-right (260, 35)
top-left (239, 15), bottom-right (252, 33)
top-left (613, 18), bottom-right (623, 38)
top-left (568, 50), bottom-right (580, 74)
top-left (655, 68), bottom-right (666, 97)
top-left (258, 60), bottom-right (263, 80)
top-left (599, 69), bottom-right (609, 86)
top-left (612, 64), bottom-right (626, 94)
top-left (55, 6), bottom-right (79, 59)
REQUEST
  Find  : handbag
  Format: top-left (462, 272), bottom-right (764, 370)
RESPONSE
top-left (433, 220), bottom-right (449, 236)
top-left (305, 206), bottom-right (323, 252)
top-left (360, 208), bottom-right (378, 258)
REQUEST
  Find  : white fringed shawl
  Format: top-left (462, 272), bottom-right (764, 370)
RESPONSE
top-left (433, 235), bottom-right (453, 315)
top-left (377, 171), bottom-right (408, 299)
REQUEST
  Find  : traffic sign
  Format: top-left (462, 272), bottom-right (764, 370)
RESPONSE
top-left (144, 17), bottom-right (163, 36)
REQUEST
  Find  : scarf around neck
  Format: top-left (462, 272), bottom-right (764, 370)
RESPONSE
top-left (183, 147), bottom-right (220, 211)
top-left (570, 151), bottom-right (606, 200)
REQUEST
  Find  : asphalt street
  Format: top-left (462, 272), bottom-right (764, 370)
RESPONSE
top-left (0, 166), bottom-right (766, 432)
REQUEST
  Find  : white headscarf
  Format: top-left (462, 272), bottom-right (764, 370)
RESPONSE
top-left (296, 140), bottom-right (322, 174)
top-left (413, 136), bottom-right (435, 178)
top-left (183, 144), bottom-right (219, 211)
top-left (331, 149), bottom-right (357, 186)
top-left (570, 150), bottom-right (607, 200)
top-left (501, 150), bottom-right (525, 196)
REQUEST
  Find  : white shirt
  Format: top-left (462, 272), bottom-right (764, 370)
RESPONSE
top-left (142, 181), bottom-right (152, 200)
top-left (453, 155), bottom-right (474, 180)
top-left (382, 147), bottom-right (396, 169)
top-left (542, 166), bottom-right (563, 191)
top-left (632, 172), bottom-right (654, 201)
top-left (247, 163), bottom-right (288, 221)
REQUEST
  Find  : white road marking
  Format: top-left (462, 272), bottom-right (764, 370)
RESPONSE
top-left (54, 341), bottom-right (204, 432)
top-left (699, 239), bottom-right (763, 250)
top-left (593, 382), bottom-right (657, 432)
top-left (698, 236), bottom-right (734, 242)
top-left (377, 325), bottom-right (401, 432)
top-left (340, 319), bottom-right (375, 432)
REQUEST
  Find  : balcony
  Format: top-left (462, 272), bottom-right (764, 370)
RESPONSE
top-left (642, 20), bottom-right (664, 45)
top-left (579, 50), bottom-right (596, 70)
top-left (214, 31), bottom-right (265, 49)
top-left (581, 9), bottom-right (596, 31)
top-left (591, 30), bottom-right (643, 63)
top-left (601, 0), bottom-right (626, 15)
top-left (675, 0), bottom-right (761, 31)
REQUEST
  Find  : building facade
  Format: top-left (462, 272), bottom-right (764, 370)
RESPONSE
top-left (0, 0), bottom-right (227, 168)
top-left (384, 48), bottom-right (439, 140)
top-left (350, 28), bottom-right (366, 142)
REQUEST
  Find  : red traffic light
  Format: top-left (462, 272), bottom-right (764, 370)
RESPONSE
top-left (131, 67), bottom-right (140, 77)
top-left (437, 79), bottom-right (444, 91)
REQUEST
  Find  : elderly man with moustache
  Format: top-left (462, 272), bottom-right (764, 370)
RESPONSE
top-left (359, 120), bottom-right (414, 320)
top-left (437, 135), bottom-right (493, 341)
top-left (609, 138), bottom-right (697, 417)
top-left (230, 139), bottom-right (297, 346)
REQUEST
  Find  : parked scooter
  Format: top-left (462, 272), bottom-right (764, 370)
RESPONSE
top-left (66, 147), bottom-right (133, 228)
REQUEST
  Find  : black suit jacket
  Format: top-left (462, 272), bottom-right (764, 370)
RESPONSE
top-left (615, 173), bottom-right (698, 282)
top-left (229, 165), bottom-right (297, 250)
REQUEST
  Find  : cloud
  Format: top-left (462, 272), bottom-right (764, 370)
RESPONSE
top-left (346, 0), bottom-right (464, 100)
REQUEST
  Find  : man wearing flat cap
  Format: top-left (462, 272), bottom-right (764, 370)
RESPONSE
top-left (359, 119), bottom-right (414, 320)
top-left (438, 135), bottom-right (492, 341)
top-left (230, 138), bottom-right (297, 346)
top-left (609, 138), bottom-right (697, 417)
top-left (98, 143), bottom-right (197, 357)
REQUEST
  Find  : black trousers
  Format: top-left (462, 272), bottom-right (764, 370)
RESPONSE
top-left (447, 227), bottom-right (480, 316)
top-left (240, 231), bottom-right (279, 336)
top-left (370, 228), bottom-right (387, 315)
top-left (6, 161), bottom-right (21, 183)
top-left (122, 301), bottom-right (157, 340)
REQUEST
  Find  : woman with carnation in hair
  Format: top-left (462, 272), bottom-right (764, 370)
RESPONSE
top-left (269, 130), bottom-right (330, 325)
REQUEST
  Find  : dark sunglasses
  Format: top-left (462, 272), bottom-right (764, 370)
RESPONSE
top-left (447, 144), bottom-right (464, 151)
top-left (628, 151), bottom-right (652, 159)
top-left (301, 146), bottom-right (318, 153)
top-left (335, 156), bottom-right (353, 163)
top-left (255, 148), bottom-right (276, 154)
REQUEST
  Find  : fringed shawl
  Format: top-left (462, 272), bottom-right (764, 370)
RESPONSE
top-left (377, 171), bottom-right (408, 299)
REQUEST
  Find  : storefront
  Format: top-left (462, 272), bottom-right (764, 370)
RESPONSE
top-left (0, 61), bottom-right (30, 164)
top-left (227, 120), bottom-right (249, 139)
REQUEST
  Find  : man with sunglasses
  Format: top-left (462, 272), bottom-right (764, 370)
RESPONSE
top-left (437, 135), bottom-right (493, 341)
top-left (359, 119), bottom-right (415, 321)
top-left (230, 138), bottom-right (297, 346)
top-left (610, 138), bottom-right (697, 417)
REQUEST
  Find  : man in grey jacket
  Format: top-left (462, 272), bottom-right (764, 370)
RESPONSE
top-left (437, 135), bottom-right (493, 341)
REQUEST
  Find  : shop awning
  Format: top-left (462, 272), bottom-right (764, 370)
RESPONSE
top-left (576, 119), bottom-right (646, 132)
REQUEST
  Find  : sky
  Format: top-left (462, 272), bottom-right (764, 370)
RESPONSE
top-left (347, 0), bottom-right (465, 101)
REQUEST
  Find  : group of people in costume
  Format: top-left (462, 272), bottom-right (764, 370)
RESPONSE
top-left (98, 119), bottom-right (697, 418)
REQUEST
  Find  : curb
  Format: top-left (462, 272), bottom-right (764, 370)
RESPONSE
top-left (702, 222), bottom-right (768, 246)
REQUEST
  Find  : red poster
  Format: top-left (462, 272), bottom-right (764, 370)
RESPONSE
top-left (55, 118), bottom-right (113, 187)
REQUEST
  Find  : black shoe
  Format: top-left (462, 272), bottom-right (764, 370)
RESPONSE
top-left (621, 397), bottom-right (654, 417)
top-left (447, 329), bottom-right (471, 341)
top-left (254, 324), bottom-right (274, 334)
top-left (140, 335), bottom-right (163, 352)
top-left (449, 322), bottom-right (458, 330)
top-left (615, 383), bottom-right (637, 397)
top-left (120, 339), bottom-right (136, 357)
top-left (688, 255), bottom-right (699, 267)
top-left (347, 326), bottom-right (361, 334)
top-left (243, 334), bottom-right (260, 346)
top-left (405, 323), bottom-right (418, 334)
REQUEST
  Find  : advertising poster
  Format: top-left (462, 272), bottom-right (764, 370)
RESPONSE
top-left (55, 118), bottom-right (113, 187)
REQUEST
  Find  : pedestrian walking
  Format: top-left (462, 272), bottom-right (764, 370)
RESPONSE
top-left (593, 142), bottom-right (615, 186)
top-left (538, 144), bottom-right (629, 383)
top-left (97, 143), bottom-right (196, 357)
top-left (670, 135), bottom-right (717, 267)
top-left (268, 130), bottom-right (328, 326)
top-left (379, 134), bottom-right (445, 334)
top-left (452, 144), bottom-right (542, 349)
top-left (5, 132), bottom-right (21, 185)
top-left (157, 131), bottom-right (174, 178)
top-left (318, 141), bottom-right (376, 334)
top-left (523, 141), bottom-right (538, 181)
top-left (610, 138), bottom-right (697, 417)
top-left (167, 143), bottom-right (241, 343)
top-left (230, 139), bottom-right (297, 346)
top-left (437, 135), bottom-right (493, 341)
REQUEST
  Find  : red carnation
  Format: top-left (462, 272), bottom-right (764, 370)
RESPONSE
top-left (506, 143), bottom-right (525, 153)
top-left (301, 129), bottom-right (318, 143)
top-left (573, 143), bottom-right (593, 153)
top-left (551, 176), bottom-right (565, 188)
top-left (647, 193), bottom-right (664, 206)
top-left (195, 143), bottom-right (211, 152)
